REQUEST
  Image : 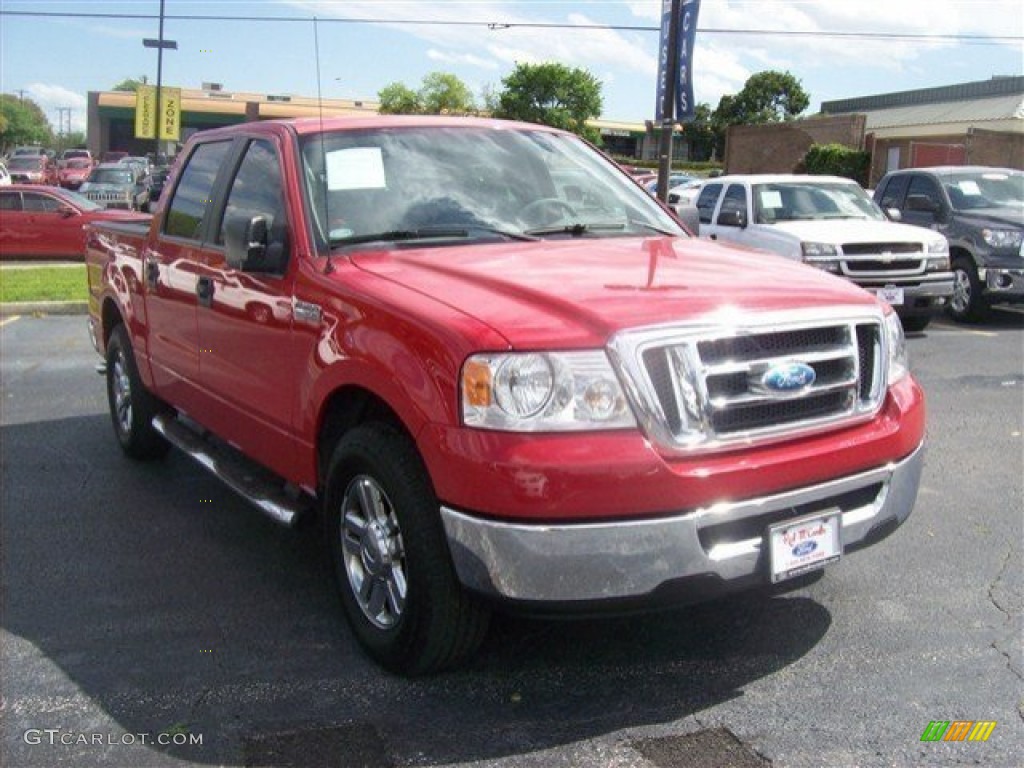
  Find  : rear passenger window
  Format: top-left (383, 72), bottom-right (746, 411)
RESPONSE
top-left (696, 183), bottom-right (722, 224)
top-left (0, 191), bottom-right (21, 211)
top-left (163, 141), bottom-right (231, 240)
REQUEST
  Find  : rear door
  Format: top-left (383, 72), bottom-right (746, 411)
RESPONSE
top-left (143, 139), bottom-right (233, 408)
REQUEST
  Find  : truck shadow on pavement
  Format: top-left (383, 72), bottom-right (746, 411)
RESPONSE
top-left (2, 414), bottom-right (831, 767)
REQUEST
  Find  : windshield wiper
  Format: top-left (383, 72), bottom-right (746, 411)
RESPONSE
top-left (629, 220), bottom-right (678, 236)
top-left (330, 228), bottom-right (469, 248)
top-left (330, 225), bottom-right (540, 249)
top-left (525, 221), bottom-right (627, 237)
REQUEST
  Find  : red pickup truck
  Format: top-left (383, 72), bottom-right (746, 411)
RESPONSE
top-left (86, 116), bottom-right (925, 674)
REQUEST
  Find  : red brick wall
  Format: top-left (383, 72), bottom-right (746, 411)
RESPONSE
top-left (724, 115), bottom-right (866, 174)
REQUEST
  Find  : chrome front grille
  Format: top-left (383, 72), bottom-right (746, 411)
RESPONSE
top-left (839, 242), bottom-right (926, 278)
top-left (609, 309), bottom-right (887, 454)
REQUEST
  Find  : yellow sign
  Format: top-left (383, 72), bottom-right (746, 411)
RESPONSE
top-left (134, 85), bottom-right (157, 139)
top-left (159, 87), bottom-right (181, 141)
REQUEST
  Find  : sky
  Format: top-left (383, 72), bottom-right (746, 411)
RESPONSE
top-left (1, 0), bottom-right (1022, 135)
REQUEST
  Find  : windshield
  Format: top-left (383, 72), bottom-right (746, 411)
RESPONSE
top-left (943, 170), bottom-right (1024, 210)
top-left (9, 157), bottom-right (42, 170)
top-left (752, 181), bottom-right (884, 223)
top-left (89, 169), bottom-right (134, 185)
top-left (299, 125), bottom-right (684, 251)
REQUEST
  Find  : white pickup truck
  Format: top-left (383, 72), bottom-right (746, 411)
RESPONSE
top-left (692, 174), bottom-right (954, 331)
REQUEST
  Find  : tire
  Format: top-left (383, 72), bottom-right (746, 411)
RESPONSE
top-left (948, 257), bottom-right (990, 323)
top-left (105, 324), bottom-right (170, 460)
top-left (323, 423), bottom-right (490, 675)
top-left (899, 315), bottom-right (931, 333)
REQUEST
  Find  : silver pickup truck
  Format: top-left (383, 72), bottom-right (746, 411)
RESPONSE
top-left (691, 174), bottom-right (954, 332)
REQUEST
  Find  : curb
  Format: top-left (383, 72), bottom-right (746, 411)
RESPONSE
top-left (0, 301), bottom-right (89, 316)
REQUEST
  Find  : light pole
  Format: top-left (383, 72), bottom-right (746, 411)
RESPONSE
top-left (143, 0), bottom-right (177, 159)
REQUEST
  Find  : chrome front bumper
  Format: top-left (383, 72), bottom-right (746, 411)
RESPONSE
top-left (441, 442), bottom-right (924, 605)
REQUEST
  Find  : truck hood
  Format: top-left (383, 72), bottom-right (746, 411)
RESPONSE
top-left (764, 218), bottom-right (941, 244)
top-left (349, 236), bottom-right (878, 348)
top-left (955, 206), bottom-right (1024, 229)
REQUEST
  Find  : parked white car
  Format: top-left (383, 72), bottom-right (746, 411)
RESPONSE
top-left (693, 174), bottom-right (955, 331)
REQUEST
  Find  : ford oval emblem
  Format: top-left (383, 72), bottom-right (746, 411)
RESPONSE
top-left (762, 362), bottom-right (816, 393)
top-left (792, 541), bottom-right (818, 557)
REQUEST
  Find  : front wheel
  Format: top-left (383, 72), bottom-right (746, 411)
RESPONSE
top-left (105, 325), bottom-right (170, 460)
top-left (323, 423), bottom-right (490, 675)
top-left (899, 315), bottom-right (931, 333)
top-left (948, 257), bottom-right (990, 323)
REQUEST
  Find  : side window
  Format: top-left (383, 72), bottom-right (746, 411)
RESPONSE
top-left (163, 141), bottom-right (232, 240)
top-left (878, 175), bottom-right (909, 210)
top-left (216, 139), bottom-right (286, 247)
top-left (22, 193), bottom-right (61, 212)
top-left (719, 184), bottom-right (748, 217)
top-left (696, 183), bottom-right (723, 224)
top-left (0, 191), bottom-right (22, 211)
top-left (907, 175), bottom-right (942, 208)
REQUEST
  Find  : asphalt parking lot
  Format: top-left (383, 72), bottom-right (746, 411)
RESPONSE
top-left (1, 310), bottom-right (1021, 768)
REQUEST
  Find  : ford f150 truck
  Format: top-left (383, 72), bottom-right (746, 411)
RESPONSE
top-left (874, 166), bottom-right (1024, 322)
top-left (86, 117), bottom-right (925, 674)
top-left (693, 174), bottom-right (954, 332)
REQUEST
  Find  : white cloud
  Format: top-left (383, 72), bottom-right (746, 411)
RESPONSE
top-left (427, 49), bottom-right (500, 70)
top-left (25, 83), bottom-right (88, 134)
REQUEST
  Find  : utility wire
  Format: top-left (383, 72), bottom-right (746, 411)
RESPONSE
top-left (1, 9), bottom-right (1022, 44)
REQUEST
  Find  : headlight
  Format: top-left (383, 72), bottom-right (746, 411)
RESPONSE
top-left (461, 350), bottom-right (636, 431)
top-left (801, 242), bottom-right (838, 258)
top-left (884, 311), bottom-right (909, 384)
top-left (926, 239), bottom-right (950, 271)
top-left (801, 242), bottom-right (840, 273)
top-left (981, 229), bottom-right (1023, 249)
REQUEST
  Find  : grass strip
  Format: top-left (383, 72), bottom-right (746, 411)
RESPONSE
top-left (0, 265), bottom-right (88, 303)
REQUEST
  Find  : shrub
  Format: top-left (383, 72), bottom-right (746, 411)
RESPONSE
top-left (803, 143), bottom-right (870, 187)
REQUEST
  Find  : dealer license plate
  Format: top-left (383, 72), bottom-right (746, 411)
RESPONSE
top-left (768, 511), bottom-right (842, 583)
top-left (876, 285), bottom-right (904, 306)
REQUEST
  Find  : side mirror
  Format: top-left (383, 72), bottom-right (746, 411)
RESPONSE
top-left (58, 206), bottom-right (77, 218)
top-left (885, 207), bottom-right (903, 222)
top-left (717, 208), bottom-right (747, 228)
top-left (225, 214), bottom-right (268, 271)
top-left (905, 194), bottom-right (939, 214)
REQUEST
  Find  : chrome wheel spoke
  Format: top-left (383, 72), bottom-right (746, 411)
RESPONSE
top-left (339, 473), bottom-right (408, 629)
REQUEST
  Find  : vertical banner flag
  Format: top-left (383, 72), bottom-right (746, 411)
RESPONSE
top-left (655, 0), bottom-right (673, 121)
top-left (159, 88), bottom-right (181, 141)
top-left (135, 85), bottom-right (157, 139)
top-left (675, 0), bottom-right (701, 122)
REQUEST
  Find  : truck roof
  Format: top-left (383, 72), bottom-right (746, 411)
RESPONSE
top-left (708, 174), bottom-right (862, 186)
top-left (189, 115), bottom-right (568, 141)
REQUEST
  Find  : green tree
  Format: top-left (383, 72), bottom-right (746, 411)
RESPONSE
top-left (493, 62), bottom-right (603, 143)
top-left (710, 70), bottom-right (810, 158)
top-left (418, 72), bottom-right (475, 115)
top-left (0, 94), bottom-right (54, 151)
top-left (803, 143), bottom-right (871, 186)
top-left (377, 82), bottom-right (421, 115)
top-left (681, 102), bottom-right (716, 162)
top-left (112, 77), bottom-right (148, 92)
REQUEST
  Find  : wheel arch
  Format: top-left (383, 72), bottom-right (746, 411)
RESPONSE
top-left (315, 385), bottom-right (421, 493)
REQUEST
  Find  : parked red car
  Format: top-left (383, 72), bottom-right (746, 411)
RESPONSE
top-left (57, 158), bottom-right (94, 190)
top-left (0, 184), bottom-right (149, 260)
top-left (6, 155), bottom-right (57, 185)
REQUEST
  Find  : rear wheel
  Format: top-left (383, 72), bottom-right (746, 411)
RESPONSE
top-left (105, 325), bottom-right (170, 460)
top-left (324, 423), bottom-right (490, 675)
top-left (948, 257), bottom-right (990, 322)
